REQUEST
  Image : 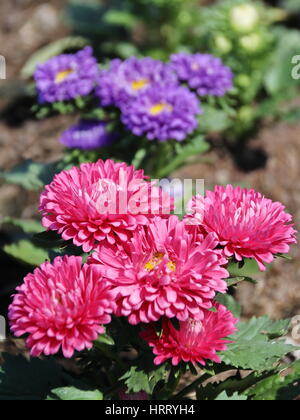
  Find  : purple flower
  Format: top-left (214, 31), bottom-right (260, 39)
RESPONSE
top-left (96, 57), bottom-right (178, 107)
top-left (121, 84), bottom-right (201, 142)
top-left (60, 120), bottom-right (117, 150)
top-left (171, 53), bottom-right (234, 97)
top-left (34, 47), bottom-right (99, 103)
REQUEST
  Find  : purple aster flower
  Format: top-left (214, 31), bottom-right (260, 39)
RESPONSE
top-left (96, 57), bottom-right (178, 107)
top-left (34, 47), bottom-right (99, 103)
top-left (121, 84), bottom-right (201, 142)
top-left (171, 53), bottom-right (234, 97)
top-left (60, 120), bottom-right (117, 150)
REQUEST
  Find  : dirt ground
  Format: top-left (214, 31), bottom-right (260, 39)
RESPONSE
top-left (0, 0), bottom-right (299, 322)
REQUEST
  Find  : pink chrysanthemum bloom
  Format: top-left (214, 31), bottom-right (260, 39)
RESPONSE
top-left (39, 159), bottom-right (173, 252)
top-left (9, 256), bottom-right (114, 358)
top-left (90, 216), bottom-right (229, 325)
top-left (119, 389), bottom-right (149, 401)
top-left (185, 185), bottom-right (297, 271)
top-left (141, 303), bottom-right (238, 366)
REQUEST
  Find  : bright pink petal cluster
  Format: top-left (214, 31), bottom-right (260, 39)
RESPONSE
top-left (9, 256), bottom-right (114, 358)
top-left (39, 159), bottom-right (173, 252)
top-left (141, 303), bottom-right (238, 366)
top-left (90, 216), bottom-right (229, 325)
top-left (185, 185), bottom-right (297, 271)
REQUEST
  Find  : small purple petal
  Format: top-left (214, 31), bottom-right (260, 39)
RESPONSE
top-left (171, 53), bottom-right (234, 97)
top-left (60, 120), bottom-right (117, 150)
top-left (34, 47), bottom-right (99, 103)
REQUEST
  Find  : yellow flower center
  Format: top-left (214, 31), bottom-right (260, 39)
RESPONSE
top-left (149, 103), bottom-right (173, 116)
top-left (144, 252), bottom-right (176, 272)
top-left (55, 69), bottom-right (74, 84)
top-left (131, 79), bottom-right (149, 91)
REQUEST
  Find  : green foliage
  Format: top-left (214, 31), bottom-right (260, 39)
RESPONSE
top-left (120, 365), bottom-right (167, 395)
top-left (245, 361), bottom-right (300, 400)
top-left (264, 27), bottom-right (300, 95)
top-left (3, 240), bottom-right (49, 267)
top-left (221, 317), bottom-right (295, 371)
top-left (48, 387), bottom-right (103, 401)
top-left (216, 295), bottom-right (241, 318)
top-left (215, 391), bottom-right (248, 401)
top-left (0, 160), bottom-right (56, 191)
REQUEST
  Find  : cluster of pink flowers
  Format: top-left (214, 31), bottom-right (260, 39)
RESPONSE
top-left (9, 160), bottom-right (297, 367)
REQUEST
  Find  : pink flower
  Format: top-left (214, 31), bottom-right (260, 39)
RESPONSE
top-left (90, 216), bottom-right (228, 325)
top-left (39, 159), bottom-right (173, 252)
top-left (119, 389), bottom-right (149, 400)
top-left (9, 256), bottom-right (114, 358)
top-left (141, 303), bottom-right (238, 366)
top-left (185, 185), bottom-right (297, 271)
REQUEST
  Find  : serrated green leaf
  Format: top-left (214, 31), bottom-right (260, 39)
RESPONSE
top-left (215, 391), bottom-right (248, 401)
top-left (221, 317), bottom-right (295, 372)
top-left (4, 240), bottom-right (48, 266)
top-left (245, 361), bottom-right (300, 400)
top-left (120, 365), bottom-right (167, 394)
top-left (49, 387), bottom-right (103, 401)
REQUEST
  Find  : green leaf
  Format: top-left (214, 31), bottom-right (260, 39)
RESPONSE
top-left (103, 10), bottom-right (138, 29)
top-left (228, 259), bottom-right (260, 278)
top-left (245, 361), bottom-right (300, 400)
top-left (200, 105), bottom-right (232, 133)
top-left (120, 365), bottom-right (167, 395)
top-left (0, 160), bottom-right (56, 191)
top-left (49, 387), bottom-right (103, 401)
top-left (2, 217), bottom-right (43, 234)
top-left (0, 354), bottom-right (70, 400)
top-left (215, 391), bottom-right (248, 401)
top-left (157, 136), bottom-right (209, 178)
top-left (221, 317), bottom-right (295, 372)
top-left (96, 334), bottom-right (115, 347)
top-left (264, 28), bottom-right (300, 95)
top-left (131, 149), bottom-right (147, 169)
top-left (21, 37), bottom-right (88, 78)
top-left (4, 240), bottom-right (48, 266)
top-left (216, 294), bottom-right (241, 318)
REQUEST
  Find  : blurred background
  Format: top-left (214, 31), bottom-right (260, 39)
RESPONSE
top-left (0, 0), bottom-right (300, 323)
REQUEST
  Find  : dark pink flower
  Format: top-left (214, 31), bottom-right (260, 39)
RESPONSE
top-left (90, 216), bottom-right (228, 325)
top-left (185, 185), bottom-right (297, 271)
top-left (9, 256), bottom-right (114, 358)
top-left (39, 159), bottom-right (173, 252)
top-left (141, 303), bottom-right (238, 366)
